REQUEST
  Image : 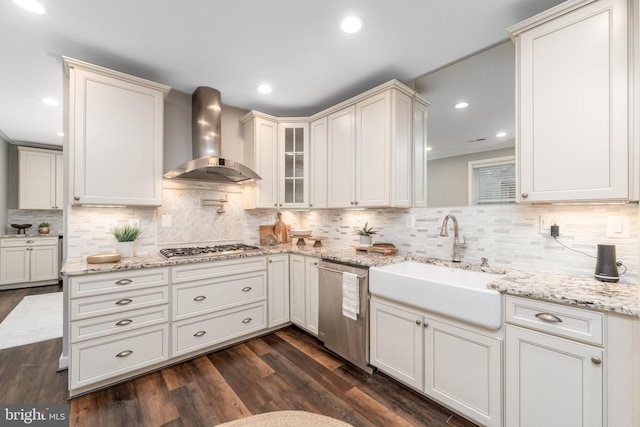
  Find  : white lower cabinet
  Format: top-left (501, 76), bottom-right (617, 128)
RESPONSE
top-left (267, 254), bottom-right (290, 327)
top-left (68, 268), bottom-right (170, 395)
top-left (289, 254), bottom-right (319, 336)
top-left (70, 324), bottom-right (169, 391)
top-left (171, 302), bottom-right (266, 357)
top-left (504, 296), bottom-right (605, 427)
top-left (0, 237), bottom-right (59, 287)
top-left (505, 325), bottom-right (602, 427)
top-left (370, 297), bottom-right (502, 427)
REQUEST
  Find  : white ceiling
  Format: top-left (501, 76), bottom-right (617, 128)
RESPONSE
top-left (0, 0), bottom-right (565, 147)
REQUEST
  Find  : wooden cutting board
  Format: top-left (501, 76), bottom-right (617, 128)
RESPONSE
top-left (273, 212), bottom-right (289, 243)
top-left (259, 225), bottom-right (274, 245)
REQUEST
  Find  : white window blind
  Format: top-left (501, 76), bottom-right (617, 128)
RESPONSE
top-left (468, 157), bottom-right (516, 205)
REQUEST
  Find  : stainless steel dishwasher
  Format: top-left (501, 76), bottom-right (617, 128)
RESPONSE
top-left (317, 260), bottom-right (372, 374)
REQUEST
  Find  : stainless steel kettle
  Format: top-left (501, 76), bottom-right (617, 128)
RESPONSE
top-left (594, 244), bottom-right (619, 283)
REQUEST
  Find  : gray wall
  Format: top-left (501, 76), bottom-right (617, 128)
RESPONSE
top-left (163, 89), bottom-right (250, 173)
top-left (427, 147), bottom-right (515, 208)
top-left (0, 134), bottom-right (8, 234)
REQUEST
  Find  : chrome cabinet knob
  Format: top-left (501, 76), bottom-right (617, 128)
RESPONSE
top-left (591, 357), bottom-right (602, 365)
top-left (415, 319), bottom-right (421, 325)
top-left (74, 196), bottom-right (80, 201)
top-left (521, 192), bottom-right (528, 198)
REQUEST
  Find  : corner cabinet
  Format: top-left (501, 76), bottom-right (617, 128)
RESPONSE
top-left (18, 147), bottom-right (63, 210)
top-left (510, 0), bottom-right (635, 202)
top-left (327, 84), bottom-right (417, 208)
top-left (242, 113), bottom-right (309, 209)
top-left (63, 57), bottom-right (170, 207)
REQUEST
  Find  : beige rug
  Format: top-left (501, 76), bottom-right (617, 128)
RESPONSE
top-left (216, 410), bottom-right (353, 426)
top-left (0, 292), bottom-right (63, 350)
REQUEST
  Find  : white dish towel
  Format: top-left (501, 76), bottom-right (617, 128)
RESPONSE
top-left (342, 271), bottom-right (360, 320)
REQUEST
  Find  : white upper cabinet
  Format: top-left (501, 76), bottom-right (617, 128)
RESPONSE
top-left (327, 105), bottom-right (357, 208)
top-left (278, 122), bottom-right (309, 208)
top-left (413, 100), bottom-right (429, 207)
top-left (243, 115), bottom-right (279, 209)
top-left (64, 57), bottom-right (170, 206)
top-left (309, 117), bottom-right (328, 209)
top-left (242, 114), bottom-right (309, 209)
top-left (18, 147), bottom-right (63, 210)
top-left (326, 82), bottom-right (419, 208)
top-left (510, 0), bottom-right (634, 202)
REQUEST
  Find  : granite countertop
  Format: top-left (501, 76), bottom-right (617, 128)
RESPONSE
top-left (61, 243), bottom-right (640, 317)
top-left (1, 233), bottom-right (63, 238)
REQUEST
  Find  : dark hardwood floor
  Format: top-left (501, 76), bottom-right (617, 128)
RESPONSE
top-left (0, 286), bottom-right (479, 427)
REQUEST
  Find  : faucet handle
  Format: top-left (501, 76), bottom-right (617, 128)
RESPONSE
top-left (456, 236), bottom-right (467, 248)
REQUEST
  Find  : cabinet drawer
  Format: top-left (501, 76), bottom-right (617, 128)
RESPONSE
top-left (172, 271), bottom-right (266, 320)
top-left (171, 257), bottom-right (266, 284)
top-left (70, 268), bottom-right (169, 298)
top-left (70, 324), bottom-right (169, 390)
top-left (505, 296), bottom-right (604, 345)
top-left (70, 287), bottom-right (169, 321)
top-left (0, 237), bottom-right (58, 247)
top-left (70, 305), bottom-right (169, 343)
top-left (171, 302), bottom-right (267, 357)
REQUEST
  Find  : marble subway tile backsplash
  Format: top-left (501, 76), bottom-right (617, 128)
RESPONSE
top-left (64, 180), bottom-right (639, 281)
top-left (7, 209), bottom-right (64, 235)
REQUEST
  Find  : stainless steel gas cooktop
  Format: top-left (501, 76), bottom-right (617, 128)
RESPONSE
top-left (159, 244), bottom-right (260, 259)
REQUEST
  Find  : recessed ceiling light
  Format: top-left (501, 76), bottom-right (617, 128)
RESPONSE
top-left (496, 132), bottom-right (507, 138)
top-left (454, 102), bottom-right (469, 109)
top-left (257, 84), bottom-right (272, 94)
top-left (13, 0), bottom-right (46, 14)
top-left (41, 98), bottom-right (59, 106)
top-left (341, 16), bottom-right (364, 34)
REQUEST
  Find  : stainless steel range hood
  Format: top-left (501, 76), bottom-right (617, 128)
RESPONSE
top-left (163, 87), bottom-right (261, 183)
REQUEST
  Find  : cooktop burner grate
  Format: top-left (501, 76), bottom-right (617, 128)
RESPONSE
top-left (159, 244), bottom-right (260, 259)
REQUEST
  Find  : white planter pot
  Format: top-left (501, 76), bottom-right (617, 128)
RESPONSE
top-left (117, 241), bottom-right (135, 258)
top-left (359, 235), bottom-right (373, 247)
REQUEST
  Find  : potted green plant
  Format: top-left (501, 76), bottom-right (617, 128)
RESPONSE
top-left (355, 222), bottom-right (377, 247)
top-left (112, 224), bottom-right (142, 257)
top-left (38, 222), bottom-right (50, 234)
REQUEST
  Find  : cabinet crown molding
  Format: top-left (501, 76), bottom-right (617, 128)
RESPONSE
top-left (63, 56), bottom-right (171, 97)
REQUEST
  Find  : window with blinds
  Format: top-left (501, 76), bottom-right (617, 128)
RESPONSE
top-left (468, 156), bottom-right (516, 205)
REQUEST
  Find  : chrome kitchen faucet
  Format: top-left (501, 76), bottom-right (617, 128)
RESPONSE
top-left (439, 214), bottom-right (466, 262)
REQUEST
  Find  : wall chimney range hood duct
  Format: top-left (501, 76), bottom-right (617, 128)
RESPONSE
top-left (163, 86), bottom-right (261, 183)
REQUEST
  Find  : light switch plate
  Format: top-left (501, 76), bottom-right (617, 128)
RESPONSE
top-left (161, 215), bottom-right (172, 228)
top-left (607, 216), bottom-right (629, 238)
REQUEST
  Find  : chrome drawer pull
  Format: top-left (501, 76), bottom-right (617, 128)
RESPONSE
top-left (116, 350), bottom-right (133, 358)
top-left (115, 319), bottom-right (133, 327)
top-left (115, 298), bottom-right (133, 306)
top-left (193, 295), bottom-right (207, 302)
top-left (115, 279), bottom-right (133, 285)
top-left (241, 287), bottom-right (252, 292)
top-left (26, 240), bottom-right (34, 244)
top-left (242, 318), bottom-right (252, 324)
top-left (535, 312), bottom-right (563, 323)
top-left (194, 330), bottom-right (206, 337)
top-left (591, 357), bottom-right (602, 365)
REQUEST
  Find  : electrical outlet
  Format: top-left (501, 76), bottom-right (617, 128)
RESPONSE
top-left (128, 219), bottom-right (140, 228)
top-left (607, 216), bottom-right (629, 238)
top-left (105, 219), bottom-right (117, 234)
top-left (539, 216), bottom-right (560, 233)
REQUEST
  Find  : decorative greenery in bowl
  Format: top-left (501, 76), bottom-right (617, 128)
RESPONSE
top-left (38, 222), bottom-right (50, 234)
top-left (111, 224), bottom-right (142, 242)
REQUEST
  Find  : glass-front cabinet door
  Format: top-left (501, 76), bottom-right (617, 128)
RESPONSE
top-left (278, 123), bottom-right (309, 208)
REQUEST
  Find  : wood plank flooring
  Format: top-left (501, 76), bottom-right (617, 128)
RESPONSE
top-left (0, 286), bottom-right (479, 427)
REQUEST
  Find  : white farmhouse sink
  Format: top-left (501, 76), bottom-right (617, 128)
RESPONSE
top-left (369, 261), bottom-right (503, 330)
